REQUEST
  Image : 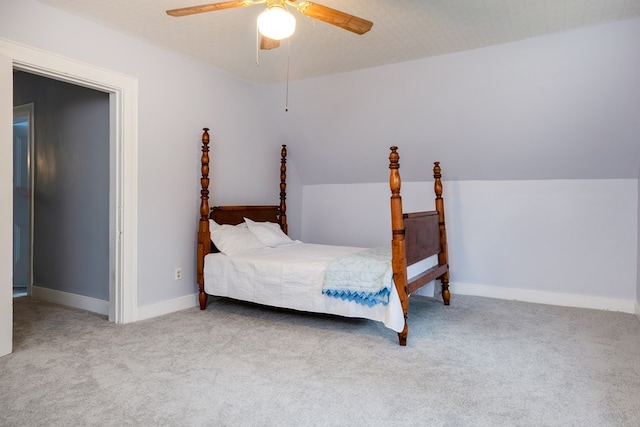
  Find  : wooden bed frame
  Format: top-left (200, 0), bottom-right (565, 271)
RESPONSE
top-left (196, 128), bottom-right (450, 345)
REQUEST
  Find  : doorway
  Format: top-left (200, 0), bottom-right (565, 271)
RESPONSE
top-left (1, 39), bottom-right (139, 358)
top-left (13, 71), bottom-right (111, 310)
top-left (12, 103), bottom-right (33, 299)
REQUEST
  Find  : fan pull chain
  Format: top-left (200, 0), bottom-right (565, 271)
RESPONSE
top-left (255, 26), bottom-right (260, 65)
top-left (285, 38), bottom-right (290, 112)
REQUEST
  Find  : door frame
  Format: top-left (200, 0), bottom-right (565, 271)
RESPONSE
top-left (12, 102), bottom-right (34, 298)
top-left (0, 39), bottom-right (139, 356)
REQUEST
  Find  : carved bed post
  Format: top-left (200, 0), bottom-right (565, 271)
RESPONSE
top-left (280, 145), bottom-right (288, 235)
top-left (389, 147), bottom-right (409, 346)
top-left (433, 162), bottom-right (450, 305)
top-left (197, 128), bottom-right (211, 310)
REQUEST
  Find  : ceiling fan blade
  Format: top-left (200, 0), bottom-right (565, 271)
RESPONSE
top-left (260, 36), bottom-right (281, 50)
top-left (296, 2), bottom-right (373, 35)
top-left (166, 1), bottom-right (255, 17)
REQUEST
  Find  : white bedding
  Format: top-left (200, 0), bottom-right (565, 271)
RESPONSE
top-left (203, 242), bottom-right (437, 333)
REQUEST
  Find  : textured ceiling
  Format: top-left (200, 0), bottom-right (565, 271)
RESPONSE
top-left (37, 0), bottom-right (640, 84)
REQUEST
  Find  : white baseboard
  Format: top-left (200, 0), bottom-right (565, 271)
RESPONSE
top-left (30, 282), bottom-right (637, 323)
top-left (451, 281), bottom-right (637, 314)
top-left (137, 293), bottom-right (199, 321)
top-left (31, 287), bottom-right (199, 322)
top-left (32, 286), bottom-right (109, 316)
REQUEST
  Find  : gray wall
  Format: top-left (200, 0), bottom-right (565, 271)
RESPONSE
top-left (2, 0), bottom-right (269, 309)
top-left (257, 18), bottom-right (640, 310)
top-left (258, 18), bottom-right (640, 185)
top-left (13, 71), bottom-right (110, 301)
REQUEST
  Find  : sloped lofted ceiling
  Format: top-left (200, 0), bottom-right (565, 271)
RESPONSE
top-left (31, 0), bottom-right (640, 185)
top-left (37, 0), bottom-right (640, 84)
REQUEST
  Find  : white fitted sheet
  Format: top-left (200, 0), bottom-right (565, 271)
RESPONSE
top-left (204, 242), bottom-right (438, 333)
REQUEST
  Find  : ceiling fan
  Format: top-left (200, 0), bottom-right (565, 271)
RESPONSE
top-left (166, 0), bottom-right (373, 50)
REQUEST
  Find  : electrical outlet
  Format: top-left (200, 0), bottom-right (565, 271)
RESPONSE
top-left (174, 268), bottom-right (182, 281)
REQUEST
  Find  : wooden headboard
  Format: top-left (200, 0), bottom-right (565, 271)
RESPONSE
top-left (210, 205), bottom-right (281, 227)
top-left (204, 137), bottom-right (288, 234)
top-left (196, 128), bottom-right (288, 308)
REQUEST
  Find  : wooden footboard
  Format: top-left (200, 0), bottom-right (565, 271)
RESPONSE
top-left (389, 147), bottom-right (450, 346)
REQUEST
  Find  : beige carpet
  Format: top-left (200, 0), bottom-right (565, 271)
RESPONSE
top-left (1, 294), bottom-right (640, 426)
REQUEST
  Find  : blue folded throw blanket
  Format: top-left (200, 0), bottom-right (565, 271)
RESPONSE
top-left (322, 247), bottom-right (393, 307)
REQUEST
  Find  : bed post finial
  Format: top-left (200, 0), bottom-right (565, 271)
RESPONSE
top-left (280, 144), bottom-right (288, 235)
top-left (389, 146), bottom-right (409, 346)
top-left (433, 161), bottom-right (450, 305)
top-left (197, 128), bottom-right (211, 310)
top-left (200, 128), bottom-right (210, 221)
top-left (433, 162), bottom-right (443, 200)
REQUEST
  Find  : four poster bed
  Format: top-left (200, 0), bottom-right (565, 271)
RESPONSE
top-left (196, 128), bottom-right (450, 346)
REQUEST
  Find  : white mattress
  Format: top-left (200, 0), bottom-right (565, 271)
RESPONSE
top-left (203, 242), bottom-right (437, 333)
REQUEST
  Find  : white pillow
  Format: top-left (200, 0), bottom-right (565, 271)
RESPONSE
top-left (209, 219), bottom-right (247, 243)
top-left (209, 219), bottom-right (220, 231)
top-left (208, 219), bottom-right (221, 249)
top-left (211, 223), bottom-right (265, 256)
top-left (244, 217), bottom-right (294, 247)
top-left (209, 219), bottom-right (246, 230)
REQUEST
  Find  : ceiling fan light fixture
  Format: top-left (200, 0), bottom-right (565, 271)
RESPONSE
top-left (257, 5), bottom-right (296, 40)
